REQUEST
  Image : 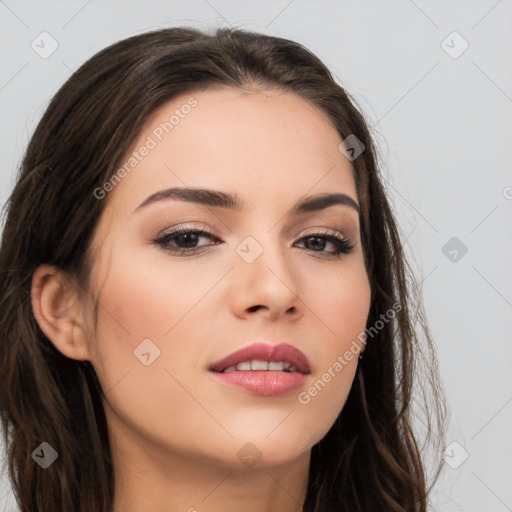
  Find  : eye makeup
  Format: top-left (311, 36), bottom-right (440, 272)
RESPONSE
top-left (153, 226), bottom-right (355, 259)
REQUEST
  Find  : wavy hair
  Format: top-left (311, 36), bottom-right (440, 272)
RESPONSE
top-left (0, 26), bottom-right (446, 511)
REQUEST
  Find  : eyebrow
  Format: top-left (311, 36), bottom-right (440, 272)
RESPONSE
top-left (135, 187), bottom-right (360, 215)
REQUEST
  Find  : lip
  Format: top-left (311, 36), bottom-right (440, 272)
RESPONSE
top-left (209, 342), bottom-right (311, 397)
top-left (209, 342), bottom-right (312, 374)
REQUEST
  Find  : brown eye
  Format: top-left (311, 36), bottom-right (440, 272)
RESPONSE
top-left (154, 227), bottom-right (220, 255)
top-left (295, 230), bottom-right (355, 258)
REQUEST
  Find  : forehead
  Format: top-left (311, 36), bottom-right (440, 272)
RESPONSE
top-left (103, 87), bottom-right (358, 217)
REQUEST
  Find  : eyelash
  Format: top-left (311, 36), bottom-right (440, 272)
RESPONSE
top-left (153, 226), bottom-right (355, 259)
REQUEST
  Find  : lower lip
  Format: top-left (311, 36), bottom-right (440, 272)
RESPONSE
top-left (211, 370), bottom-right (308, 396)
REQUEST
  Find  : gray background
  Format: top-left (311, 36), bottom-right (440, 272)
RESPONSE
top-left (1, 1), bottom-right (511, 510)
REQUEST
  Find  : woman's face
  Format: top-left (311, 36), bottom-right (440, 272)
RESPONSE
top-left (84, 87), bottom-right (371, 468)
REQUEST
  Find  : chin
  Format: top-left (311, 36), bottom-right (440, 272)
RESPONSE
top-left (222, 430), bottom-right (317, 469)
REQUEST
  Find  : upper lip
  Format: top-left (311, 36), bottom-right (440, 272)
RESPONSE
top-left (209, 342), bottom-right (312, 374)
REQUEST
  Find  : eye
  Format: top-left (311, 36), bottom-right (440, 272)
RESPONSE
top-left (153, 227), bottom-right (220, 256)
top-left (294, 229), bottom-right (355, 259)
top-left (153, 226), bottom-right (355, 258)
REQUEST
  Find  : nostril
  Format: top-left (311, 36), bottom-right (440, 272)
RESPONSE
top-left (248, 305), bottom-right (265, 312)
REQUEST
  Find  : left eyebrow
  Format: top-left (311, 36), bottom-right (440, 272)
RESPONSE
top-left (134, 187), bottom-right (360, 215)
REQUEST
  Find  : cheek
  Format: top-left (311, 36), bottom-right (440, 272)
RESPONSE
top-left (322, 278), bottom-right (370, 335)
top-left (310, 259), bottom-right (371, 353)
top-left (89, 253), bottom-right (211, 379)
top-left (295, 262), bottom-right (370, 432)
top-left (86, 241), bottom-right (237, 416)
top-left (86, 252), bottom-right (221, 451)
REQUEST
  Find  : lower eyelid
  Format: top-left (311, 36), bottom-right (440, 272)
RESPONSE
top-left (155, 230), bottom-right (354, 259)
top-left (156, 230), bottom-right (346, 244)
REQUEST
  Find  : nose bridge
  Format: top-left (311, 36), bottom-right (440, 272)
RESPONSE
top-left (233, 230), bottom-right (301, 314)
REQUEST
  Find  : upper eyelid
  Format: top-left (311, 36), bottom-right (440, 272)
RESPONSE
top-left (156, 225), bottom-right (348, 236)
top-left (155, 226), bottom-right (354, 245)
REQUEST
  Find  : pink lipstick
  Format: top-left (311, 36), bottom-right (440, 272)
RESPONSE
top-left (209, 342), bottom-right (311, 397)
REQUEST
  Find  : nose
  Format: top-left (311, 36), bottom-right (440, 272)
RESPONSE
top-left (230, 240), bottom-right (304, 322)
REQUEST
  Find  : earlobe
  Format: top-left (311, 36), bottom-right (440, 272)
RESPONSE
top-left (31, 264), bottom-right (92, 361)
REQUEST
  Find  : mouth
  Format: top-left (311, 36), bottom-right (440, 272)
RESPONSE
top-left (209, 341), bottom-right (311, 374)
top-left (222, 360), bottom-right (300, 373)
top-left (209, 342), bottom-right (311, 396)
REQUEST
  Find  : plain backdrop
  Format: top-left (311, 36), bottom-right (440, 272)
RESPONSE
top-left (1, 1), bottom-right (511, 511)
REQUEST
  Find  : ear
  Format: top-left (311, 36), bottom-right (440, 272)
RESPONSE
top-left (31, 264), bottom-right (92, 361)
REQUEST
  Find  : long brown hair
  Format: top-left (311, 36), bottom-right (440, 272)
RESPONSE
top-left (0, 26), bottom-right (446, 511)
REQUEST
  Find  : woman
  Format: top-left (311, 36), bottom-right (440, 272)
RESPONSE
top-left (0, 27), bottom-right (446, 511)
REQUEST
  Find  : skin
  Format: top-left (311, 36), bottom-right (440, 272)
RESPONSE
top-left (31, 87), bottom-right (371, 512)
